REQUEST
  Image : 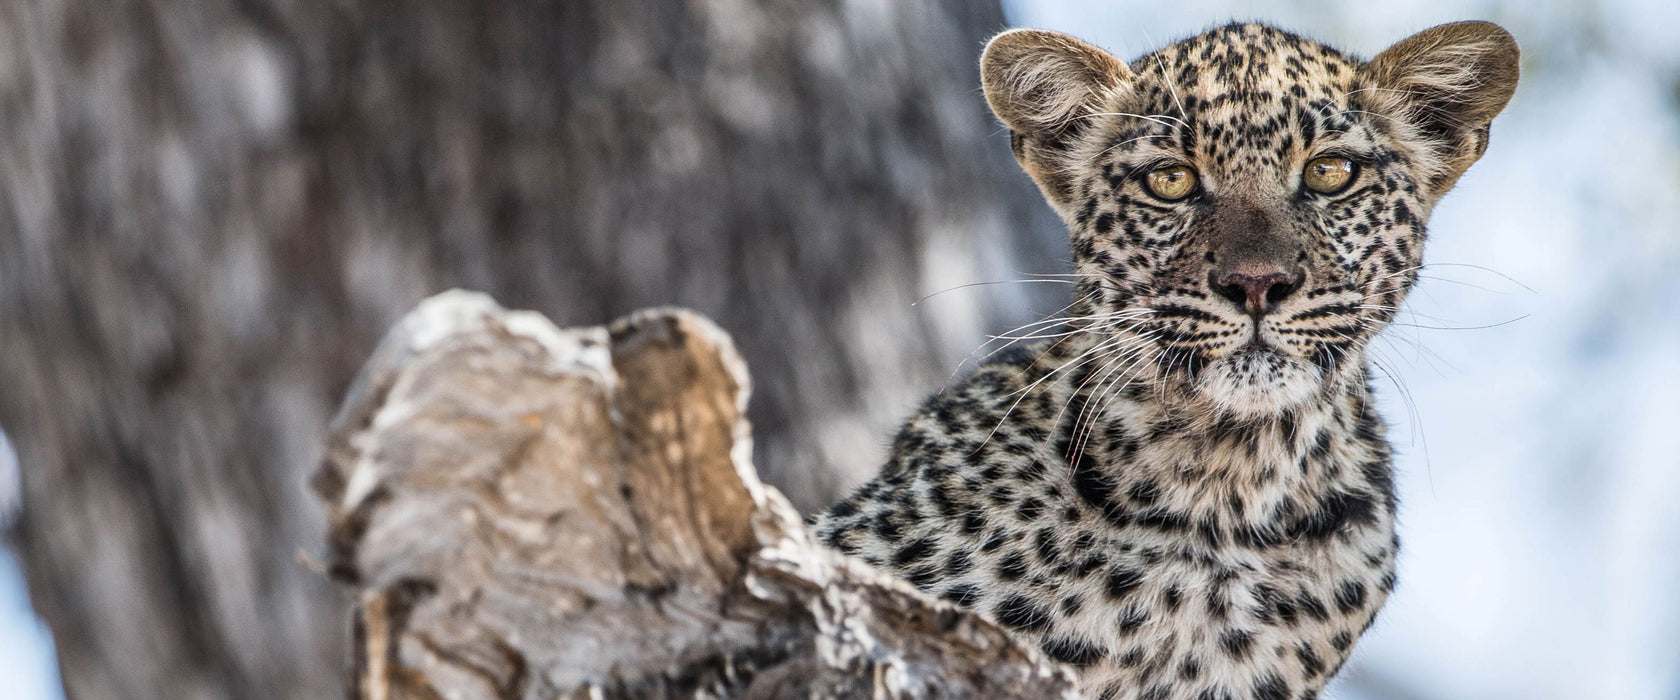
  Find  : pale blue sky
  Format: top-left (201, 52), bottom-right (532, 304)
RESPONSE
top-left (1, 428), bottom-right (63, 700)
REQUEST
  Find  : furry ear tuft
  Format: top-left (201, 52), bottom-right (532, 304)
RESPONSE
top-left (1362, 21), bottom-right (1520, 195)
top-left (981, 29), bottom-right (1129, 207)
top-left (981, 29), bottom-right (1129, 137)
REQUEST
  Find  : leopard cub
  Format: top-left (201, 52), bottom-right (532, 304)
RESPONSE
top-left (813, 21), bottom-right (1517, 700)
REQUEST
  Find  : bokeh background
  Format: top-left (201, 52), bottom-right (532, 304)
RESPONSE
top-left (3, 0), bottom-right (1677, 698)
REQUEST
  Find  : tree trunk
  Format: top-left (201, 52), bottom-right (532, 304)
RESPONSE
top-left (0, 0), bottom-right (1057, 697)
top-left (312, 291), bottom-right (1076, 698)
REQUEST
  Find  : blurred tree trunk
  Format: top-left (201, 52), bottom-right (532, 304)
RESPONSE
top-left (0, 0), bottom-right (1056, 698)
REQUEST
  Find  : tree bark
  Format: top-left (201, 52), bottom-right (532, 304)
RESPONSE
top-left (0, 0), bottom-right (1057, 697)
top-left (313, 291), bottom-right (1076, 699)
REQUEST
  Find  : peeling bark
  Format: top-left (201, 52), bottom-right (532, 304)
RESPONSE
top-left (313, 291), bottom-right (1076, 698)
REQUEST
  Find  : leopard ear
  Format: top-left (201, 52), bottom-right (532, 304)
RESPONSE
top-left (981, 29), bottom-right (1129, 135)
top-left (1362, 21), bottom-right (1519, 196)
top-left (982, 29), bottom-right (1130, 204)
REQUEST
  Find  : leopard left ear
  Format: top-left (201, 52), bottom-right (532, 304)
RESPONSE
top-left (1361, 21), bottom-right (1519, 196)
top-left (982, 29), bottom-right (1131, 207)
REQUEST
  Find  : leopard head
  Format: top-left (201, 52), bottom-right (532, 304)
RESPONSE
top-left (981, 22), bottom-right (1518, 418)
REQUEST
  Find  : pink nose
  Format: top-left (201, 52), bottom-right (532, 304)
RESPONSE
top-left (1209, 264), bottom-right (1303, 316)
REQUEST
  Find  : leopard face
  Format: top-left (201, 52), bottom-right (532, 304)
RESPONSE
top-left (983, 22), bottom-right (1517, 419)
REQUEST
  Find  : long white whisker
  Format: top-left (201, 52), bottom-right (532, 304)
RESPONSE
top-left (1068, 336), bottom-right (1164, 464)
top-left (973, 333), bottom-right (1144, 453)
top-left (942, 290), bottom-right (1107, 388)
top-left (912, 279), bottom-right (1075, 306)
top-left (1421, 262), bottom-right (1535, 293)
top-left (1078, 111), bottom-right (1187, 130)
top-left (1150, 49), bottom-right (1188, 122)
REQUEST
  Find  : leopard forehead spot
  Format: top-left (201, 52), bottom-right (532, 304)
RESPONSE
top-left (1104, 24), bottom-right (1368, 188)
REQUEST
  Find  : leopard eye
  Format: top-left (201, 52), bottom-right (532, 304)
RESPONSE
top-left (1143, 165), bottom-right (1198, 201)
top-left (1302, 156), bottom-right (1357, 194)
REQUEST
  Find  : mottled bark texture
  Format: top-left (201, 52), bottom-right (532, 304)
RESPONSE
top-left (0, 0), bottom-right (1059, 697)
top-left (313, 291), bottom-right (1076, 699)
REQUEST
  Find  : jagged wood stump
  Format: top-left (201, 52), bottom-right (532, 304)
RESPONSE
top-left (311, 290), bottom-right (1077, 698)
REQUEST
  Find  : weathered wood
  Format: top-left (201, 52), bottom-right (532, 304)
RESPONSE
top-left (313, 291), bottom-right (1077, 699)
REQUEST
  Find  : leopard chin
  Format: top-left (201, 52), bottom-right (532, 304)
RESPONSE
top-left (1193, 346), bottom-right (1323, 418)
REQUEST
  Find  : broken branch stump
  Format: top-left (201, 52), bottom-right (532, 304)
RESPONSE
top-left (310, 290), bottom-right (1077, 699)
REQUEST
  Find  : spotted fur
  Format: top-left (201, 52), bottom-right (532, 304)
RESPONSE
top-left (812, 21), bottom-right (1518, 699)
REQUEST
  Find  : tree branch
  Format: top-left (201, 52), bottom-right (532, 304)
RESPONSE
top-left (312, 291), bottom-right (1077, 699)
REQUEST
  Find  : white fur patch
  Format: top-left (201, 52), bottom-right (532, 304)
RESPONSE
top-left (1194, 348), bottom-right (1323, 418)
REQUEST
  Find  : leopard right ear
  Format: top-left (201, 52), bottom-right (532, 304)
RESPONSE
top-left (1361, 21), bottom-right (1520, 197)
top-left (982, 29), bottom-right (1131, 204)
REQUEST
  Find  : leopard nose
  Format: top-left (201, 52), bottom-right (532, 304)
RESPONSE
top-left (1209, 264), bottom-right (1304, 316)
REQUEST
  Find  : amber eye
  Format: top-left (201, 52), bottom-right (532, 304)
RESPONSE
top-left (1302, 156), bottom-right (1357, 194)
top-left (1143, 165), bottom-right (1198, 201)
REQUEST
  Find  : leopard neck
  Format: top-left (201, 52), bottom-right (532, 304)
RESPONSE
top-left (1034, 329), bottom-right (1395, 547)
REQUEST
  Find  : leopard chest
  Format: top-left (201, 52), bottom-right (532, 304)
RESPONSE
top-left (920, 433), bottom-right (1397, 699)
top-left (1032, 515), bottom-right (1397, 699)
top-left (815, 363), bottom-right (1398, 699)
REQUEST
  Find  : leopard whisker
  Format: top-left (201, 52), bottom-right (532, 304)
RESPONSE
top-left (1079, 110), bottom-right (1189, 130)
top-left (911, 278), bottom-right (1076, 307)
top-left (1385, 316), bottom-right (1529, 332)
top-left (1323, 108), bottom-right (1409, 128)
top-left (976, 328), bottom-right (1157, 453)
top-left (1068, 338), bottom-right (1165, 465)
top-left (994, 324), bottom-right (1148, 404)
top-left (1417, 262), bottom-right (1534, 293)
top-left (1368, 351), bottom-right (1432, 485)
top-left (1325, 85), bottom-right (1425, 105)
top-left (945, 310), bottom-right (1086, 391)
top-left (945, 288), bottom-right (1112, 381)
top-left (987, 313), bottom-right (1157, 343)
top-left (1095, 132), bottom-right (1179, 161)
top-left (1149, 49), bottom-right (1189, 122)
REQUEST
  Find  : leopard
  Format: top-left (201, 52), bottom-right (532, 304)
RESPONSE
top-left (810, 20), bottom-right (1518, 700)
